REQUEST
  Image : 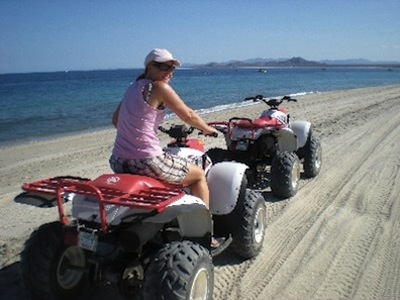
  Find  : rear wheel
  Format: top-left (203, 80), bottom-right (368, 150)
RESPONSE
top-left (143, 240), bottom-right (213, 300)
top-left (271, 151), bottom-right (301, 198)
top-left (230, 189), bottom-right (266, 259)
top-left (20, 221), bottom-right (87, 300)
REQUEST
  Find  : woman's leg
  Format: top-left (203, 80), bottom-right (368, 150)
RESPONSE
top-left (182, 164), bottom-right (210, 209)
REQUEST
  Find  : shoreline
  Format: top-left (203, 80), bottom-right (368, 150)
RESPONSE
top-left (1, 84), bottom-right (399, 194)
top-left (0, 124), bottom-right (116, 149)
top-left (1, 84), bottom-right (400, 299)
top-left (1, 83), bottom-right (398, 148)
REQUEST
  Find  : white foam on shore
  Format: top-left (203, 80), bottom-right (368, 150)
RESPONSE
top-left (165, 90), bottom-right (319, 119)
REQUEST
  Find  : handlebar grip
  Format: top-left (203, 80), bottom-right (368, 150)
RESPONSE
top-left (244, 95), bottom-right (264, 102)
top-left (199, 131), bottom-right (218, 137)
top-left (210, 132), bottom-right (218, 138)
top-left (187, 127), bottom-right (195, 134)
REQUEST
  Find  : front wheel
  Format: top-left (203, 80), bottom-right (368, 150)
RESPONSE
top-left (270, 151), bottom-right (301, 198)
top-left (230, 189), bottom-right (266, 259)
top-left (303, 134), bottom-right (322, 178)
top-left (20, 221), bottom-right (87, 300)
top-left (143, 240), bottom-right (213, 300)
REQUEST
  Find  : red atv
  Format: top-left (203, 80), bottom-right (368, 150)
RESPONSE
top-left (207, 95), bottom-right (322, 198)
top-left (15, 125), bottom-right (266, 300)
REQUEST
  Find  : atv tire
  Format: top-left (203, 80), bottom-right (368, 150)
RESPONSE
top-left (143, 240), bottom-right (213, 300)
top-left (20, 221), bottom-right (87, 300)
top-left (303, 134), bottom-right (322, 178)
top-left (205, 147), bottom-right (228, 164)
top-left (230, 189), bottom-right (266, 259)
top-left (270, 151), bottom-right (301, 198)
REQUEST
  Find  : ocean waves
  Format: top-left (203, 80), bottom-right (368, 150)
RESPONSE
top-left (1, 67), bottom-right (399, 145)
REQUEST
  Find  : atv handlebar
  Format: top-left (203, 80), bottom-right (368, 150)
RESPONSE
top-left (208, 121), bottom-right (229, 134)
top-left (158, 124), bottom-right (194, 137)
top-left (158, 124), bottom-right (218, 140)
top-left (244, 95), bottom-right (297, 109)
top-left (207, 131), bottom-right (219, 138)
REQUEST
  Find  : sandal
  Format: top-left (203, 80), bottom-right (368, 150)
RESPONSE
top-left (211, 237), bottom-right (225, 248)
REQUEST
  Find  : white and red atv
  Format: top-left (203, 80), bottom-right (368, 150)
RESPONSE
top-left (14, 124), bottom-right (266, 300)
top-left (207, 95), bottom-right (322, 198)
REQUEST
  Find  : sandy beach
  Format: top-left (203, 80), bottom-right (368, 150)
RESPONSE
top-left (1, 85), bottom-right (399, 299)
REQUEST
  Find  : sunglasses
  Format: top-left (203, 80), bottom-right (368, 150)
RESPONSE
top-left (152, 62), bottom-right (176, 72)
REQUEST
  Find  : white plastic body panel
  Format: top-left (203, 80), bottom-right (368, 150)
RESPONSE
top-left (71, 194), bottom-right (211, 236)
top-left (261, 109), bottom-right (289, 125)
top-left (275, 127), bottom-right (298, 152)
top-left (207, 161), bottom-right (248, 215)
top-left (290, 120), bottom-right (311, 148)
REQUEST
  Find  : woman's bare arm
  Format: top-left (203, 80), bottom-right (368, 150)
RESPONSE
top-left (150, 81), bottom-right (216, 135)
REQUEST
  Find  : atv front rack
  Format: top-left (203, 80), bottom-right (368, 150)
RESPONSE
top-left (22, 176), bottom-right (185, 232)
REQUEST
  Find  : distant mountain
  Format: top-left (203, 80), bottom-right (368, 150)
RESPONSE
top-left (184, 57), bottom-right (400, 68)
top-left (242, 57), bottom-right (286, 64)
top-left (187, 57), bottom-right (325, 68)
top-left (318, 58), bottom-right (400, 65)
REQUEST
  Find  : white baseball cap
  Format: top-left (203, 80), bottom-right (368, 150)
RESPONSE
top-left (144, 48), bottom-right (181, 67)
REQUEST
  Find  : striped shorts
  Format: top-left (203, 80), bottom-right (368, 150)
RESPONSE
top-left (109, 153), bottom-right (189, 185)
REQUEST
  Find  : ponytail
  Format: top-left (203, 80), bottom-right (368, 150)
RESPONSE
top-left (136, 67), bottom-right (149, 81)
top-left (136, 73), bottom-right (146, 81)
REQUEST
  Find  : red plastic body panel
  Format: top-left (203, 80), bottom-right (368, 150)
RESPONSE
top-left (233, 116), bottom-right (285, 129)
top-left (278, 107), bottom-right (288, 114)
top-left (92, 174), bottom-right (167, 193)
top-left (185, 138), bottom-right (205, 152)
top-left (22, 174), bottom-right (185, 232)
top-left (227, 117), bottom-right (285, 141)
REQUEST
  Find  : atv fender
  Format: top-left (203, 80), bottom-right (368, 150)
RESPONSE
top-left (290, 120), bottom-right (312, 148)
top-left (145, 194), bottom-right (212, 238)
top-left (207, 162), bottom-right (248, 215)
top-left (14, 192), bottom-right (58, 207)
top-left (275, 127), bottom-right (298, 152)
top-left (72, 193), bottom-right (211, 238)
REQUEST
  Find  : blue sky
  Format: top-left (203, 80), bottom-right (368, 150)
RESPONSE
top-left (1, 0), bottom-right (399, 74)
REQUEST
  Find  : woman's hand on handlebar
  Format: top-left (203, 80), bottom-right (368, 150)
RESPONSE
top-left (202, 126), bottom-right (219, 137)
top-left (207, 122), bottom-right (228, 134)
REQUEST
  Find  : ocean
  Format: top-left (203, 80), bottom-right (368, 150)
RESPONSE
top-left (1, 67), bottom-right (399, 146)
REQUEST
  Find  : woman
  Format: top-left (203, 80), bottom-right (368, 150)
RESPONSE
top-left (110, 48), bottom-right (217, 209)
